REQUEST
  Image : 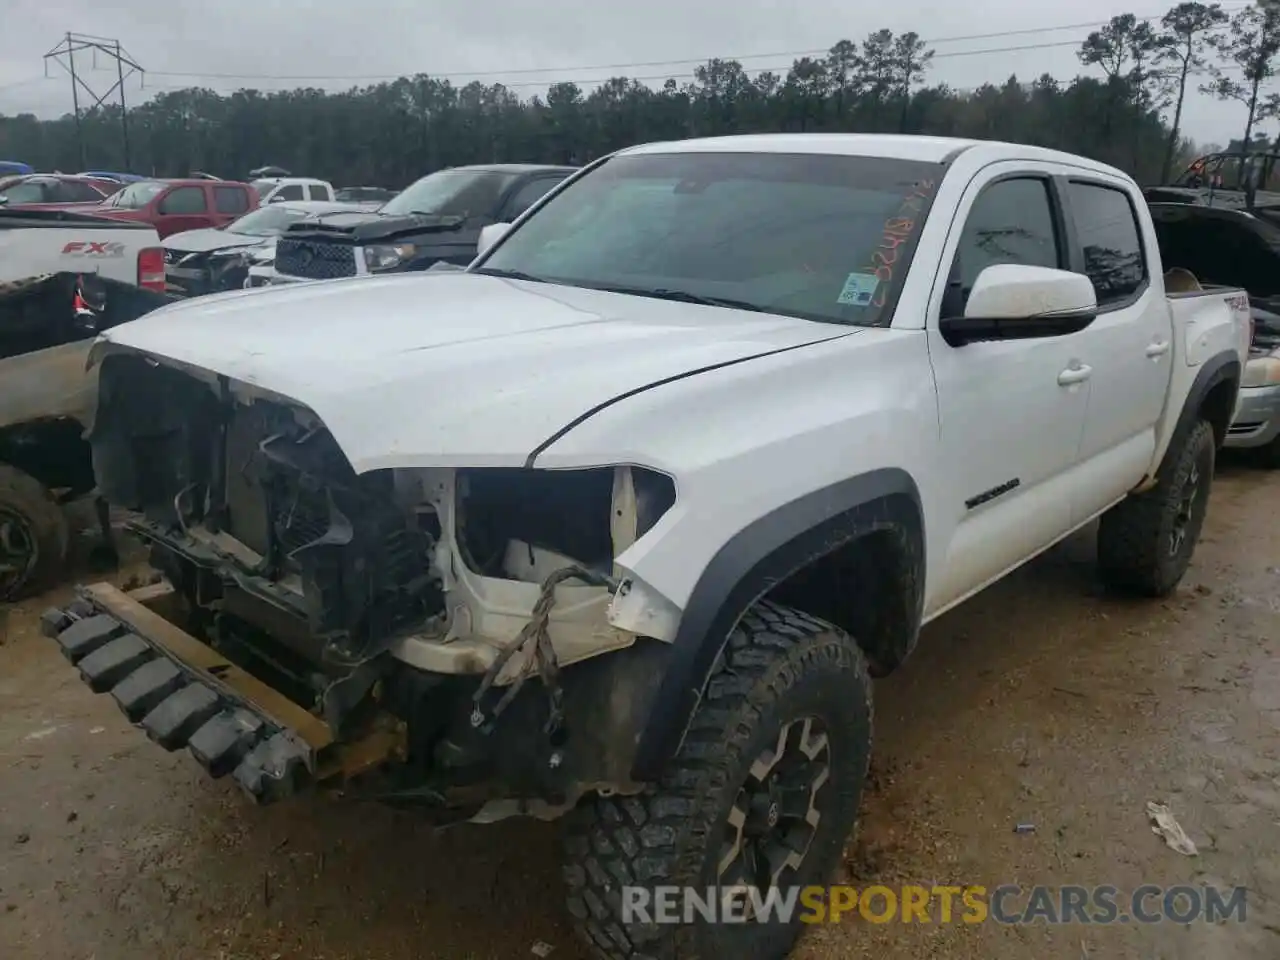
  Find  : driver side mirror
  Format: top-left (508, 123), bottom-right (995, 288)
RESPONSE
top-left (940, 264), bottom-right (1098, 347)
top-left (0, 195), bottom-right (8, 205)
top-left (476, 221), bottom-right (512, 257)
top-left (267, 193), bottom-right (285, 204)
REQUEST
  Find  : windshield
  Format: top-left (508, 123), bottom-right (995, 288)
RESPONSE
top-left (227, 205), bottom-right (313, 236)
top-left (380, 169), bottom-right (517, 218)
top-left (475, 152), bottom-right (942, 326)
top-left (251, 179), bottom-right (278, 197)
top-left (106, 181), bottom-right (166, 209)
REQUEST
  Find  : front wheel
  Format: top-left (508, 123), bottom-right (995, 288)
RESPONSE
top-left (0, 463), bottom-right (69, 601)
top-left (562, 601), bottom-right (873, 960)
top-left (1096, 418), bottom-right (1215, 597)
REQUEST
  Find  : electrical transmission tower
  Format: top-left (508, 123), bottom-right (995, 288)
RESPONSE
top-left (43, 32), bottom-right (144, 170)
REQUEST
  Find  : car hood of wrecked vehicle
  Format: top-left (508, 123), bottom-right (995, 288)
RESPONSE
top-left (93, 272), bottom-right (850, 473)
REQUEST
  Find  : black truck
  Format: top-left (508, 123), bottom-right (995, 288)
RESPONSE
top-left (269, 163), bottom-right (576, 283)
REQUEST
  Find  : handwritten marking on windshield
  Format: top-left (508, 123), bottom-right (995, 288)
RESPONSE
top-left (861, 178), bottom-right (937, 309)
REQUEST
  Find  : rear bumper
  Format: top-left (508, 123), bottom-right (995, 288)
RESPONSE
top-left (1225, 382), bottom-right (1280, 449)
top-left (42, 582), bottom-right (343, 804)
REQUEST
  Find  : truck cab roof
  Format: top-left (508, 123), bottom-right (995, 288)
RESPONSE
top-left (615, 132), bottom-right (1130, 179)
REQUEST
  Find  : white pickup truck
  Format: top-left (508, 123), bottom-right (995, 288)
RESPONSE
top-left (0, 207), bottom-right (164, 290)
top-left (1, 209), bottom-right (167, 599)
top-left (44, 135), bottom-right (1248, 960)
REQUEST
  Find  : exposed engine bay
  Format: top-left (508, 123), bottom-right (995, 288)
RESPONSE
top-left (87, 350), bottom-right (678, 814)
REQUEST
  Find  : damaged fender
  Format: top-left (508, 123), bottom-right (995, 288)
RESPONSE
top-left (629, 467), bottom-right (925, 782)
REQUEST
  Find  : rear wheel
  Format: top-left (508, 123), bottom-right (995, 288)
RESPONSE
top-left (0, 463), bottom-right (69, 601)
top-left (1096, 418), bottom-right (1215, 597)
top-left (562, 601), bottom-right (872, 960)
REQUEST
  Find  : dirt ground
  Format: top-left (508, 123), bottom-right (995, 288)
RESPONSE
top-left (1, 461), bottom-right (1278, 960)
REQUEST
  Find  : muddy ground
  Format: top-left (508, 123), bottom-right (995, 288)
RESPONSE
top-left (1, 461), bottom-right (1278, 960)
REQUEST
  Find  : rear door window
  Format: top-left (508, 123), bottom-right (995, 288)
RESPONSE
top-left (214, 186), bottom-right (251, 214)
top-left (2, 180), bottom-right (53, 203)
top-left (1066, 181), bottom-right (1147, 306)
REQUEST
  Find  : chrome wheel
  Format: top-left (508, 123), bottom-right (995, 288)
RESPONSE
top-left (717, 716), bottom-right (831, 917)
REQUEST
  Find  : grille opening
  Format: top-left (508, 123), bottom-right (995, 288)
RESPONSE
top-left (275, 238), bottom-right (357, 279)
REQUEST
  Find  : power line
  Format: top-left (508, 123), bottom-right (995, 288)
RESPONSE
top-left (141, 4), bottom-right (1251, 85)
top-left (0, 77), bottom-right (44, 94)
top-left (43, 32), bottom-right (143, 168)
top-left (7, 3), bottom-right (1254, 107)
top-left (135, 40), bottom-right (1254, 96)
top-left (144, 37), bottom-right (1089, 87)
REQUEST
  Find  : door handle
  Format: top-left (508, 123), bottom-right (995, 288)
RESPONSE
top-left (1145, 340), bottom-right (1171, 358)
top-left (1057, 363), bottom-right (1093, 386)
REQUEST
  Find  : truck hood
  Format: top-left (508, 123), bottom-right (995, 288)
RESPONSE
top-left (283, 210), bottom-right (467, 244)
top-left (164, 228), bottom-right (266, 254)
top-left (96, 272), bottom-right (852, 472)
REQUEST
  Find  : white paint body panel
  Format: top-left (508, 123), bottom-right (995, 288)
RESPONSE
top-left (96, 271), bottom-right (845, 472)
top-left (90, 134), bottom-right (1252, 641)
top-left (0, 217), bottom-right (161, 285)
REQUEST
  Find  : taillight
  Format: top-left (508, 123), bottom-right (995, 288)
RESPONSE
top-left (137, 246), bottom-right (165, 292)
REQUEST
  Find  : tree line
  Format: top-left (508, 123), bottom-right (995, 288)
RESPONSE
top-left (3, 1), bottom-right (1280, 188)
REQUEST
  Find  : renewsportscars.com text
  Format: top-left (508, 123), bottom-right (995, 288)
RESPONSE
top-left (622, 883), bottom-right (1248, 925)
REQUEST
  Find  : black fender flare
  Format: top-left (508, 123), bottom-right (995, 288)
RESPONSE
top-left (1166, 351), bottom-right (1241, 461)
top-left (629, 467), bottom-right (925, 782)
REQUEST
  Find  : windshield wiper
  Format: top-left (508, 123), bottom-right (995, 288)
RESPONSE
top-left (587, 283), bottom-right (768, 314)
top-left (472, 267), bottom-right (548, 283)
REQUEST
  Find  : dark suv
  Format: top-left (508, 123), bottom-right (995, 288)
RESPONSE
top-left (272, 164), bottom-right (576, 282)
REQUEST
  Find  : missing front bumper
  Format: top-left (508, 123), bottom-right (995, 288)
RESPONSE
top-left (41, 581), bottom-right (402, 804)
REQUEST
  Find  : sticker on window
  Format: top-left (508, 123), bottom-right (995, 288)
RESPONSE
top-left (836, 272), bottom-right (880, 306)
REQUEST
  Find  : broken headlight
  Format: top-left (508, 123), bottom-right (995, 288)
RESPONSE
top-left (454, 466), bottom-right (676, 579)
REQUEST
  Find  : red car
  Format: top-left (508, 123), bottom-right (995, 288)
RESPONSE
top-left (0, 173), bottom-right (122, 207)
top-left (90, 179), bottom-right (261, 239)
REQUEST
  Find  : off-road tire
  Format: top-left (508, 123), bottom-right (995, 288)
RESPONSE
top-left (562, 600), bottom-right (873, 960)
top-left (0, 464), bottom-right (69, 601)
top-left (1096, 418), bottom-right (1215, 597)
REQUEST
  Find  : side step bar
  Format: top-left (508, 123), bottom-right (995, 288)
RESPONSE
top-left (42, 582), bottom-right (338, 804)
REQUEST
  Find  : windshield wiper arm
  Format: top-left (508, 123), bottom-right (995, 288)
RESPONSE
top-left (472, 267), bottom-right (548, 283)
top-left (589, 283), bottom-right (768, 313)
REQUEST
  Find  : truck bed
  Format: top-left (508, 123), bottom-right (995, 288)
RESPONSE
top-left (0, 339), bottom-right (95, 431)
top-left (0, 208), bottom-right (161, 287)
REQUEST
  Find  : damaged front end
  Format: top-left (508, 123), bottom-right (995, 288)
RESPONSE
top-left (70, 349), bottom-right (680, 818)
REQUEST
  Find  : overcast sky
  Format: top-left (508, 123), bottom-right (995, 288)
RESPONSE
top-left (0, 0), bottom-right (1262, 155)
